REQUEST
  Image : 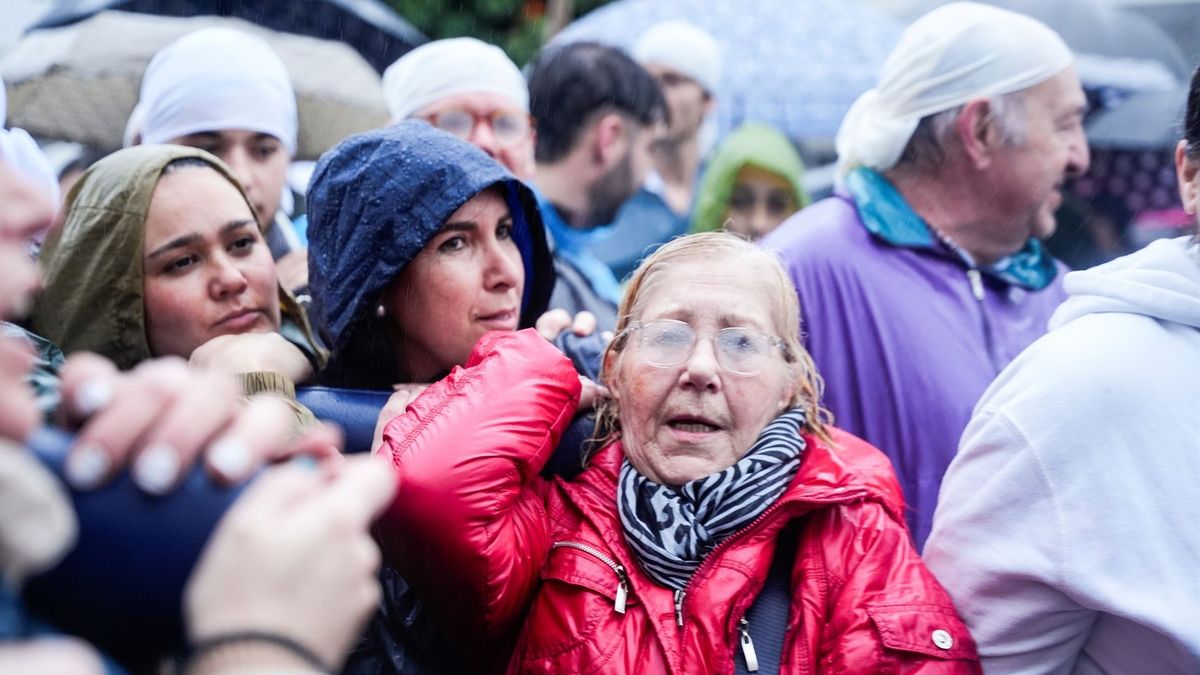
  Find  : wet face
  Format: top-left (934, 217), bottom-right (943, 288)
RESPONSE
top-left (610, 259), bottom-right (796, 486)
top-left (724, 165), bottom-right (799, 240)
top-left (415, 92), bottom-right (536, 180)
top-left (382, 188), bottom-right (525, 382)
top-left (985, 67), bottom-right (1089, 242)
top-left (169, 129), bottom-right (290, 227)
top-left (142, 167), bottom-right (281, 359)
top-left (645, 63), bottom-right (709, 142)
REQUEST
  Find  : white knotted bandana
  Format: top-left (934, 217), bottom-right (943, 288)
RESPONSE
top-left (835, 1), bottom-right (1073, 177)
top-left (381, 37), bottom-right (529, 123)
top-left (132, 27), bottom-right (298, 155)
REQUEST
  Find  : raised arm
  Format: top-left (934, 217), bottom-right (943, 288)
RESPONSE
top-left (374, 329), bottom-right (581, 668)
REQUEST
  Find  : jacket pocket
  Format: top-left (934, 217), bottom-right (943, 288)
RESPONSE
top-left (866, 603), bottom-right (977, 661)
top-left (516, 541), bottom-right (640, 670)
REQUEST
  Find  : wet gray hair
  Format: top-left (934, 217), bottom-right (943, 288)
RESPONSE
top-left (894, 90), bottom-right (1028, 174)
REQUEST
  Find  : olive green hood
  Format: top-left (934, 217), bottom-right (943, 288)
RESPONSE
top-left (31, 144), bottom-right (320, 371)
top-left (690, 123), bottom-right (811, 235)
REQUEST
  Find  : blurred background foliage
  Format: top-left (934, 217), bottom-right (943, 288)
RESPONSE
top-left (386, 0), bottom-right (614, 65)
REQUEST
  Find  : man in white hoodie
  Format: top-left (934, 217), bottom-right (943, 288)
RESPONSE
top-left (924, 66), bottom-right (1200, 673)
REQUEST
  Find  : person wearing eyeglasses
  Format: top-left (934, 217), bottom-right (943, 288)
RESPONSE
top-left (382, 37), bottom-right (536, 181)
top-left (374, 231), bottom-right (981, 674)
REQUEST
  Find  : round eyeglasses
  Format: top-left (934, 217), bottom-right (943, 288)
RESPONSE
top-left (620, 319), bottom-right (790, 376)
top-left (424, 109), bottom-right (530, 148)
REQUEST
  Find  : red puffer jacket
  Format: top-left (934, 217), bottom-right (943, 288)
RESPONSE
top-left (377, 330), bottom-right (980, 674)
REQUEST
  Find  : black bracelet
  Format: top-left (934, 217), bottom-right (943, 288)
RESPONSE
top-left (185, 630), bottom-right (328, 673)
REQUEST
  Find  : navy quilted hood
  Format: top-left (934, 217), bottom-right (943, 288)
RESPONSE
top-left (306, 120), bottom-right (554, 387)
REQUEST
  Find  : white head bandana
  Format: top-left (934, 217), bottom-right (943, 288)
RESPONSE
top-left (835, 1), bottom-right (1073, 177)
top-left (133, 27), bottom-right (298, 155)
top-left (0, 74), bottom-right (62, 208)
top-left (382, 37), bottom-right (528, 123)
top-left (632, 21), bottom-right (722, 95)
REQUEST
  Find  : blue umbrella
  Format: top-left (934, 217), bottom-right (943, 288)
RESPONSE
top-left (553, 0), bottom-right (904, 141)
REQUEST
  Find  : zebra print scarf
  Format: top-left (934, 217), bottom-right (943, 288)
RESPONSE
top-left (618, 408), bottom-right (807, 590)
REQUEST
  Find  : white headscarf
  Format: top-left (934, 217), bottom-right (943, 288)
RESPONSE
top-left (131, 27), bottom-right (298, 155)
top-left (0, 75), bottom-right (62, 207)
top-left (835, 1), bottom-right (1073, 177)
top-left (381, 37), bottom-right (528, 123)
top-left (632, 20), bottom-right (722, 95)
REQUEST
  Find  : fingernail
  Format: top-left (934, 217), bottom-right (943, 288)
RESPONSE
top-left (133, 443), bottom-right (181, 495)
top-left (289, 455), bottom-right (319, 471)
top-left (208, 436), bottom-right (251, 479)
top-left (74, 379), bottom-right (113, 417)
top-left (65, 444), bottom-right (111, 490)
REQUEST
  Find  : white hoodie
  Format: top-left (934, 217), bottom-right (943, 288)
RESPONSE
top-left (925, 236), bottom-right (1200, 674)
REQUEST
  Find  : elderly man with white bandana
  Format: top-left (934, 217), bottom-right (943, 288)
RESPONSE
top-left (760, 2), bottom-right (1089, 549)
top-left (382, 37), bottom-right (536, 181)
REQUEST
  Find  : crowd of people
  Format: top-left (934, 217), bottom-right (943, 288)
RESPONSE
top-left (0, 1), bottom-right (1196, 673)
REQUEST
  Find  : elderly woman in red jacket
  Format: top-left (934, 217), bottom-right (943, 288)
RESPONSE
top-left (376, 232), bottom-right (980, 674)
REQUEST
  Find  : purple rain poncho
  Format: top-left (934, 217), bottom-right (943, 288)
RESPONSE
top-left (761, 169), bottom-right (1067, 548)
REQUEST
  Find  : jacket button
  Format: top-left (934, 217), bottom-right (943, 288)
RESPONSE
top-left (931, 629), bottom-right (954, 650)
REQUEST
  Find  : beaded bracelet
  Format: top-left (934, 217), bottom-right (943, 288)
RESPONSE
top-left (184, 630), bottom-right (328, 674)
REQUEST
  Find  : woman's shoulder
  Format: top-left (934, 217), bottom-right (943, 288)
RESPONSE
top-left (796, 428), bottom-right (906, 517)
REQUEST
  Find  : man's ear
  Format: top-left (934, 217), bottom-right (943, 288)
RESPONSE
top-left (956, 99), bottom-right (999, 169)
top-left (591, 113), bottom-right (627, 168)
top-left (1176, 139), bottom-right (1199, 215)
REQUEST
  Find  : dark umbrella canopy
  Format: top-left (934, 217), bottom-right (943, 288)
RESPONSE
top-left (31, 0), bottom-right (426, 73)
top-left (1087, 84), bottom-right (1189, 150)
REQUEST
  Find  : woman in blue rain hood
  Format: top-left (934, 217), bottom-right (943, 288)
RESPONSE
top-left (307, 121), bottom-right (563, 675)
top-left (307, 120), bottom-right (555, 390)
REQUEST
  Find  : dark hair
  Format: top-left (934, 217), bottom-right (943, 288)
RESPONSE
top-left (527, 41), bottom-right (666, 163)
top-left (1186, 65), bottom-right (1200, 161)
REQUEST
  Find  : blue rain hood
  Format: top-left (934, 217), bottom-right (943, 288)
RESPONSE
top-left (306, 120), bottom-right (554, 365)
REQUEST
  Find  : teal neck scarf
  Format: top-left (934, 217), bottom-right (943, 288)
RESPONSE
top-left (846, 167), bottom-right (1058, 290)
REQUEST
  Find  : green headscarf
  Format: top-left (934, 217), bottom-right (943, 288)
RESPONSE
top-left (691, 123), bottom-right (810, 234)
top-left (31, 144), bottom-right (321, 371)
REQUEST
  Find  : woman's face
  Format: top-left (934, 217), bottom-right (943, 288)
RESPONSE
top-left (724, 165), bottom-right (798, 240)
top-left (142, 167), bottom-right (281, 359)
top-left (610, 259), bottom-right (796, 486)
top-left (382, 188), bottom-right (525, 382)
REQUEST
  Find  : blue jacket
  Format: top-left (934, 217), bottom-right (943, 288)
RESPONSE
top-left (306, 120), bottom-right (555, 388)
